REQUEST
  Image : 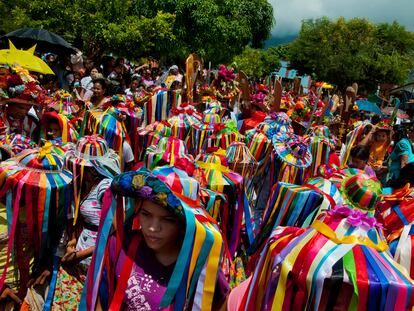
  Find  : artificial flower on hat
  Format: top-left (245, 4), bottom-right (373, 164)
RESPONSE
top-left (0, 66), bottom-right (49, 107)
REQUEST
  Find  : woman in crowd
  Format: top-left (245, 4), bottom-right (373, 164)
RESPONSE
top-left (388, 125), bottom-right (414, 187)
top-left (80, 67), bottom-right (101, 101)
top-left (89, 78), bottom-right (108, 109)
top-left (83, 168), bottom-right (229, 310)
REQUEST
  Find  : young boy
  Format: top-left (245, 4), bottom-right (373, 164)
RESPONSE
top-left (349, 144), bottom-right (376, 177)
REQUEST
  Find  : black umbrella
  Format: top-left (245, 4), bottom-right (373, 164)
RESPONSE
top-left (2, 28), bottom-right (77, 55)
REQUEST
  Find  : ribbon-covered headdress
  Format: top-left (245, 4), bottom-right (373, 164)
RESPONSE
top-left (81, 167), bottom-right (224, 311)
top-left (0, 144), bottom-right (72, 295)
top-left (241, 205), bottom-right (414, 310)
top-left (64, 135), bottom-right (120, 223)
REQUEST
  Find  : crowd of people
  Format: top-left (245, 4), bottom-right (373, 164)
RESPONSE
top-left (0, 51), bottom-right (413, 310)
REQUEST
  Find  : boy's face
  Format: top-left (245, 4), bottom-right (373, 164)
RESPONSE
top-left (48, 122), bottom-right (62, 139)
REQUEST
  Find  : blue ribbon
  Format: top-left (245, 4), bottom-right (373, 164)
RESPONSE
top-left (243, 193), bottom-right (254, 244)
top-left (392, 205), bottom-right (410, 226)
top-left (80, 192), bottom-right (117, 310)
top-left (362, 246), bottom-right (385, 310)
top-left (159, 202), bottom-right (196, 308)
top-left (43, 255), bottom-right (59, 310)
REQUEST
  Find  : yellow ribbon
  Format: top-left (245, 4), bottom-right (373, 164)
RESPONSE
top-left (214, 148), bottom-right (227, 156)
top-left (196, 161), bottom-right (229, 173)
top-left (311, 220), bottom-right (388, 251)
top-left (187, 219), bottom-right (206, 295)
top-left (38, 141), bottom-right (56, 166)
top-left (273, 231), bottom-right (315, 311)
top-left (201, 222), bottom-right (222, 310)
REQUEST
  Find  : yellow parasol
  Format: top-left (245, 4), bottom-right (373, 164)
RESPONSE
top-left (0, 40), bottom-right (54, 74)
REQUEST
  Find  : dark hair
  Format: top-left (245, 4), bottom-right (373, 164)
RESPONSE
top-left (48, 118), bottom-right (60, 126)
top-left (371, 115), bottom-right (381, 125)
top-left (88, 66), bottom-right (100, 75)
top-left (106, 80), bottom-right (123, 96)
top-left (170, 80), bottom-right (181, 90)
top-left (131, 76), bottom-right (141, 83)
top-left (350, 144), bottom-right (370, 162)
top-left (93, 78), bottom-right (107, 90)
top-left (393, 125), bottom-right (409, 143)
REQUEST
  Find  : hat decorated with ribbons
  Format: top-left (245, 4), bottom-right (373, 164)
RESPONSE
top-left (307, 125), bottom-right (337, 150)
top-left (305, 135), bottom-right (332, 178)
top-left (240, 204), bottom-right (414, 310)
top-left (376, 185), bottom-right (414, 279)
top-left (203, 121), bottom-right (244, 153)
top-left (145, 136), bottom-right (196, 176)
top-left (244, 129), bottom-right (272, 163)
top-left (377, 184), bottom-right (414, 235)
top-left (331, 168), bottom-right (382, 213)
top-left (151, 165), bottom-right (201, 202)
top-left (269, 132), bottom-right (312, 186)
top-left (167, 104), bottom-right (202, 140)
top-left (143, 89), bottom-right (181, 125)
top-left (225, 141), bottom-right (258, 178)
top-left (81, 167), bottom-right (224, 311)
top-left (95, 107), bottom-right (131, 163)
top-left (249, 181), bottom-right (326, 255)
top-left (196, 149), bottom-right (254, 255)
top-left (64, 134), bottom-right (120, 223)
top-left (185, 113), bottom-right (221, 156)
top-left (272, 132), bottom-right (312, 168)
top-left (135, 120), bottom-right (172, 161)
top-left (47, 90), bottom-right (80, 116)
top-left (263, 112), bottom-right (293, 134)
top-left (0, 143), bottom-right (72, 292)
top-left (0, 133), bottom-right (36, 158)
top-left (151, 165), bottom-right (227, 222)
top-left (0, 66), bottom-right (50, 107)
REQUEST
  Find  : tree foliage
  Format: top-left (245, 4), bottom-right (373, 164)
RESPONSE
top-left (0, 0), bottom-right (274, 64)
top-left (288, 17), bottom-right (414, 92)
top-left (233, 47), bottom-right (280, 78)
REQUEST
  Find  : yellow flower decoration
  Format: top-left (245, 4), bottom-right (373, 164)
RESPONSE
top-left (132, 174), bottom-right (145, 190)
top-left (38, 141), bottom-right (56, 166)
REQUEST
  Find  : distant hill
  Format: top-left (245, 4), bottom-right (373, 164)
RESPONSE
top-left (264, 34), bottom-right (297, 48)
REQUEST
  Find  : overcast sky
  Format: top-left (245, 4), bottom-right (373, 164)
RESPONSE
top-left (269, 0), bottom-right (414, 38)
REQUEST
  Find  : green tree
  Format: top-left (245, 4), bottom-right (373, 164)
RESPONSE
top-left (0, 0), bottom-right (176, 61)
top-left (288, 17), bottom-right (414, 92)
top-left (233, 47), bottom-right (280, 78)
top-left (0, 0), bottom-right (274, 64)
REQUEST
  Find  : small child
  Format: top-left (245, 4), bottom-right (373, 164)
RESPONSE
top-left (349, 144), bottom-right (376, 177)
top-left (47, 119), bottom-right (62, 142)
